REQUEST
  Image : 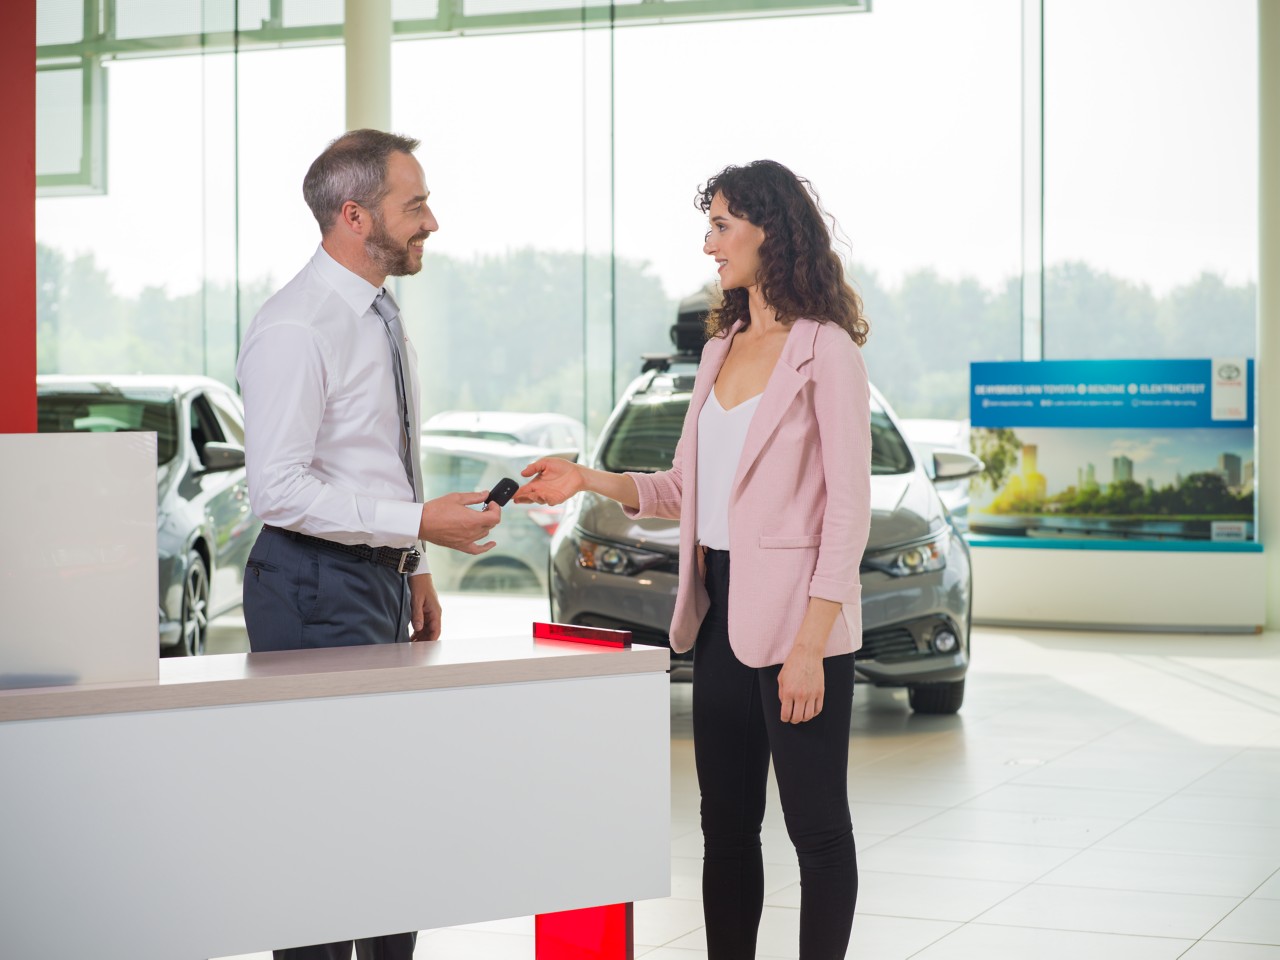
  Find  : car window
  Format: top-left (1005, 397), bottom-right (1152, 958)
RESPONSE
top-left (36, 388), bottom-right (180, 464)
top-left (600, 393), bottom-right (916, 475)
top-left (422, 452), bottom-right (488, 496)
top-left (870, 409), bottom-right (914, 475)
top-left (599, 397), bottom-right (688, 472)
top-left (189, 395), bottom-right (226, 459)
top-left (206, 390), bottom-right (245, 446)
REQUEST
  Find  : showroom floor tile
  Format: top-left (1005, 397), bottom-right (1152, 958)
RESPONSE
top-left (210, 609), bottom-right (1280, 959)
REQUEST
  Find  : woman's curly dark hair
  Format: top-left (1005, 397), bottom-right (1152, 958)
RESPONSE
top-left (696, 160), bottom-right (868, 346)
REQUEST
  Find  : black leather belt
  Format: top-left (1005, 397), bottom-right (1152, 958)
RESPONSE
top-left (266, 525), bottom-right (422, 574)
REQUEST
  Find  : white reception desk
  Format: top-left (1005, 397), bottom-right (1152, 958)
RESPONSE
top-left (0, 636), bottom-right (671, 959)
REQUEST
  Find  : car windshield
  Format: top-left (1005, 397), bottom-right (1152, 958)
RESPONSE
top-left (599, 393), bottom-right (915, 476)
top-left (37, 389), bottom-right (179, 464)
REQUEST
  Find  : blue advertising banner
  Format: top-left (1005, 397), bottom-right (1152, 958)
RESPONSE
top-left (969, 359), bottom-right (1257, 546)
top-left (971, 359), bottom-right (1254, 430)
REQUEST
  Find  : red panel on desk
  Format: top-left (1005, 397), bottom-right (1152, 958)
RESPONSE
top-left (536, 903), bottom-right (633, 960)
top-left (532, 622), bottom-right (631, 648)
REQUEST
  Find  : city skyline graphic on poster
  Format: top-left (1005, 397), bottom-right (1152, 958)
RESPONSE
top-left (969, 359), bottom-right (1256, 543)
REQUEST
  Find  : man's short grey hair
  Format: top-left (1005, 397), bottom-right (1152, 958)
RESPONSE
top-left (303, 129), bottom-right (422, 233)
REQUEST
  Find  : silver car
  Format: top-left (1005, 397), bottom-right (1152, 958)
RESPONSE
top-left (547, 362), bottom-right (980, 714)
top-left (422, 410), bottom-right (586, 456)
top-left (36, 375), bottom-right (261, 656)
top-left (900, 418), bottom-right (973, 531)
top-left (420, 434), bottom-right (569, 593)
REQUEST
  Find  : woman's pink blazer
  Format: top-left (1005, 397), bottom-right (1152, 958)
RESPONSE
top-left (625, 316), bottom-right (873, 668)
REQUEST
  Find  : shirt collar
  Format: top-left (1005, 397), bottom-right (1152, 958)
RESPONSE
top-left (311, 243), bottom-right (385, 319)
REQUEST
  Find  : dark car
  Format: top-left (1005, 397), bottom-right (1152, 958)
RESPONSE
top-left (36, 375), bottom-right (261, 656)
top-left (547, 355), bottom-right (982, 714)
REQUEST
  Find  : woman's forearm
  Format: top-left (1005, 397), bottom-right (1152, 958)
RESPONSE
top-left (580, 465), bottom-right (641, 509)
top-left (793, 597), bottom-right (842, 657)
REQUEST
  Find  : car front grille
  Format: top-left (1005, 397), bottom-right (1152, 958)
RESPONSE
top-left (576, 608), bottom-right (946, 668)
top-left (859, 626), bottom-right (924, 662)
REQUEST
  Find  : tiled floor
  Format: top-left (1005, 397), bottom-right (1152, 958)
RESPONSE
top-left (217, 603), bottom-right (1280, 958)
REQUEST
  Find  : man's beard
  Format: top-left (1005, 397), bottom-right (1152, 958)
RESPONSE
top-left (365, 213), bottom-right (425, 278)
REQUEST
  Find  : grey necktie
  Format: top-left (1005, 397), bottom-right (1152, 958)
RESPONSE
top-left (372, 289), bottom-right (424, 503)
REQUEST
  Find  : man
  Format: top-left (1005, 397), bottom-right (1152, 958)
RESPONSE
top-left (236, 129), bottom-right (499, 960)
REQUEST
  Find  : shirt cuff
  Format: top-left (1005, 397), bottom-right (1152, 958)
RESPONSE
top-left (374, 497), bottom-right (425, 547)
top-left (411, 539), bottom-right (432, 576)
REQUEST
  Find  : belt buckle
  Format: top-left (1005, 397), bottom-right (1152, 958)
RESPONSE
top-left (397, 549), bottom-right (420, 575)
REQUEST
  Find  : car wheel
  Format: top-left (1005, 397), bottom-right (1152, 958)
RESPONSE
top-left (179, 551), bottom-right (210, 656)
top-left (908, 678), bottom-right (965, 715)
top-left (460, 559), bottom-right (540, 594)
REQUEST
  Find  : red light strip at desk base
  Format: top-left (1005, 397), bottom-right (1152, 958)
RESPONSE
top-left (536, 903), bottom-right (633, 960)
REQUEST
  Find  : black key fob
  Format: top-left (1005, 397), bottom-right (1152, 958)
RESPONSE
top-left (483, 477), bottom-right (520, 508)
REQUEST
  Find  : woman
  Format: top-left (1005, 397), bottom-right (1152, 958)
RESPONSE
top-left (516, 159), bottom-right (872, 959)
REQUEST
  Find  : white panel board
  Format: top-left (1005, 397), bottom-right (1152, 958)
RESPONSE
top-left (0, 672), bottom-right (670, 959)
top-left (0, 433), bottom-right (157, 688)
top-left (971, 546), bottom-right (1267, 631)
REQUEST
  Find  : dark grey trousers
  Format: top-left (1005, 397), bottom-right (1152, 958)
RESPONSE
top-left (243, 525), bottom-right (416, 960)
top-left (244, 525), bottom-right (411, 651)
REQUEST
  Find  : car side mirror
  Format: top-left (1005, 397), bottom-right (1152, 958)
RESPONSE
top-left (933, 450), bottom-right (984, 481)
top-left (200, 441), bottom-right (246, 473)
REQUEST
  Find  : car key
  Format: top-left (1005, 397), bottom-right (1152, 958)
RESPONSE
top-left (482, 477), bottom-right (520, 508)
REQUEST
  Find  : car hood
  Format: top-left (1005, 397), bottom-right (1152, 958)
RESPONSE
top-left (575, 471), bottom-right (942, 554)
top-left (576, 493), bottom-right (682, 553)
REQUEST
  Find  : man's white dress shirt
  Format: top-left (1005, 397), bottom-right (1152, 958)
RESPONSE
top-left (236, 244), bottom-right (429, 572)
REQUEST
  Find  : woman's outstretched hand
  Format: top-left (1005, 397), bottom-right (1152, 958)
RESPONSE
top-left (514, 457), bottom-right (586, 506)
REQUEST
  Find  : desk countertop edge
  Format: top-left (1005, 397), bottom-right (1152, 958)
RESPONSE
top-left (0, 637), bottom-right (672, 723)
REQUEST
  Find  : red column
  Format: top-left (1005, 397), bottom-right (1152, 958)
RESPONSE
top-left (536, 903), bottom-right (633, 960)
top-left (2, 0), bottom-right (37, 433)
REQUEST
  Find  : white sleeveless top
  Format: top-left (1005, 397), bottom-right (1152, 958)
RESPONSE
top-left (696, 387), bottom-right (762, 550)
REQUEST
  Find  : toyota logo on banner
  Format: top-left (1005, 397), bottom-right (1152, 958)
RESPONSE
top-left (1217, 363), bottom-right (1242, 382)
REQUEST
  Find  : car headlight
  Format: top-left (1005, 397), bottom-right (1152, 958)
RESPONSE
top-left (864, 529), bottom-right (950, 577)
top-left (574, 533), bottom-right (667, 577)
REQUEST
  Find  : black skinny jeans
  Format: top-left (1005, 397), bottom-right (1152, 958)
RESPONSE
top-left (693, 549), bottom-right (857, 959)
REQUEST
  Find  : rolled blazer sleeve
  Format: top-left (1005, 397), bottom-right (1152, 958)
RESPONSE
top-left (808, 330), bottom-right (872, 604)
top-left (622, 431), bottom-right (685, 521)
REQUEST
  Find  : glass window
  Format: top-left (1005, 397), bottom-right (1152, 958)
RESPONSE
top-left (1043, 0), bottom-right (1257, 360)
top-left (37, 0), bottom-right (84, 46)
top-left (234, 44), bottom-right (345, 339)
top-left (36, 51), bottom-right (238, 382)
top-left (35, 67), bottom-right (84, 178)
top-left (612, 1), bottom-right (1023, 421)
top-left (389, 25), bottom-right (611, 441)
